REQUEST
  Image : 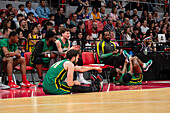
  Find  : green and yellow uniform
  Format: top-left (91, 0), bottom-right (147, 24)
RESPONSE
top-left (113, 66), bottom-right (143, 85)
top-left (97, 40), bottom-right (117, 63)
top-left (43, 59), bottom-right (72, 95)
top-left (0, 38), bottom-right (18, 58)
top-left (29, 39), bottom-right (54, 67)
top-left (58, 38), bottom-right (69, 52)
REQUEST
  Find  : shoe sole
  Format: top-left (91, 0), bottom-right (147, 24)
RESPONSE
top-left (97, 74), bottom-right (103, 82)
top-left (144, 60), bottom-right (153, 72)
top-left (99, 81), bottom-right (103, 91)
top-left (90, 74), bottom-right (97, 81)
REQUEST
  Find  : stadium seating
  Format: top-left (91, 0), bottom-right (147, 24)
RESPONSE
top-left (38, 18), bottom-right (48, 26)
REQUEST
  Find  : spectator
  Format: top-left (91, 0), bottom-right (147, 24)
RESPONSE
top-left (132, 9), bottom-right (140, 20)
top-left (48, 14), bottom-right (55, 26)
top-left (135, 21), bottom-right (142, 35)
top-left (100, 7), bottom-right (108, 22)
top-left (41, 21), bottom-right (53, 38)
top-left (70, 25), bottom-right (77, 40)
top-left (104, 17), bottom-right (116, 35)
top-left (78, 0), bottom-right (89, 6)
top-left (6, 4), bottom-right (12, 14)
top-left (1, 19), bottom-right (11, 30)
top-left (56, 23), bottom-right (64, 38)
top-left (90, 7), bottom-right (101, 21)
top-left (166, 26), bottom-right (170, 46)
top-left (75, 6), bottom-right (84, 20)
top-left (122, 17), bottom-right (133, 32)
top-left (0, 31), bottom-right (35, 88)
top-left (148, 20), bottom-right (155, 32)
top-left (81, 6), bottom-right (90, 20)
top-left (36, 0), bottom-right (51, 19)
top-left (25, 1), bottom-right (39, 18)
top-left (77, 21), bottom-right (85, 36)
top-left (29, 30), bottom-right (57, 87)
top-left (0, 12), bottom-right (6, 24)
top-left (122, 27), bottom-right (133, 46)
top-left (54, 7), bottom-right (65, 26)
top-left (110, 31), bottom-right (119, 46)
top-left (18, 31), bottom-right (26, 54)
top-left (163, 12), bottom-right (169, 20)
top-left (110, 7), bottom-right (119, 22)
top-left (157, 20), bottom-right (163, 28)
top-left (16, 19), bottom-right (29, 39)
top-left (147, 13), bottom-right (153, 26)
top-left (27, 25), bottom-right (39, 52)
top-left (153, 10), bottom-right (161, 23)
top-left (140, 20), bottom-right (149, 35)
top-left (129, 14), bottom-right (138, 28)
top-left (70, 13), bottom-right (78, 26)
top-left (27, 12), bottom-right (37, 30)
top-left (115, 20), bottom-right (124, 40)
top-left (36, 23), bottom-right (42, 39)
top-left (153, 26), bottom-right (160, 40)
top-left (118, 11), bottom-right (124, 22)
top-left (63, 18), bottom-right (70, 28)
top-left (97, 30), bottom-right (124, 68)
top-left (1, 13), bottom-right (16, 30)
top-left (141, 10), bottom-right (148, 21)
top-left (0, 28), bottom-right (11, 38)
top-left (131, 27), bottom-right (141, 41)
top-left (17, 4), bottom-right (27, 17)
top-left (124, 9), bottom-right (131, 19)
top-left (11, 8), bottom-right (17, 22)
top-left (16, 14), bottom-right (24, 29)
top-left (88, 21), bottom-right (99, 41)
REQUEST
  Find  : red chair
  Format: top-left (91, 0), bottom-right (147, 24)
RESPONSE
top-left (55, 25), bottom-right (58, 31)
top-left (103, 21), bottom-right (107, 26)
top-left (38, 18), bottom-right (48, 26)
top-left (14, 52), bottom-right (35, 84)
top-left (0, 9), bottom-right (8, 14)
top-left (113, 22), bottom-right (116, 27)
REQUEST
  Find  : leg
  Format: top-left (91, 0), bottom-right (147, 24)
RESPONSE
top-left (35, 57), bottom-right (43, 79)
top-left (13, 57), bottom-right (26, 75)
top-left (132, 57), bottom-right (142, 74)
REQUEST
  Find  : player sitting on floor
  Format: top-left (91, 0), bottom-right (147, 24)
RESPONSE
top-left (110, 50), bottom-right (153, 85)
top-left (43, 49), bottom-right (103, 95)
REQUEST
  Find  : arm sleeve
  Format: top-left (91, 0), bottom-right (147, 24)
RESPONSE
top-left (97, 41), bottom-right (113, 59)
top-left (34, 41), bottom-right (45, 57)
top-left (36, 7), bottom-right (46, 18)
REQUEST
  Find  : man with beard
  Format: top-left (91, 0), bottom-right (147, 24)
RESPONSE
top-left (43, 49), bottom-right (103, 95)
top-left (97, 31), bottom-right (125, 68)
top-left (88, 21), bottom-right (99, 41)
top-left (55, 28), bottom-right (90, 84)
top-left (29, 30), bottom-right (57, 87)
top-left (133, 36), bottom-right (152, 56)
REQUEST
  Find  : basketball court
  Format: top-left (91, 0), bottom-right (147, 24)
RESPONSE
top-left (1, 80), bottom-right (170, 113)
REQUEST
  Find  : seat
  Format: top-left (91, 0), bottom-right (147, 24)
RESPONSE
top-left (38, 18), bottom-right (48, 26)
top-left (82, 52), bottom-right (110, 82)
top-left (0, 9), bottom-right (8, 14)
top-left (14, 52), bottom-right (35, 84)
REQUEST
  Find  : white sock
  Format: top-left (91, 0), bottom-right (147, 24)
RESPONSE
top-left (79, 73), bottom-right (84, 79)
top-left (0, 77), bottom-right (2, 83)
top-left (142, 63), bottom-right (146, 68)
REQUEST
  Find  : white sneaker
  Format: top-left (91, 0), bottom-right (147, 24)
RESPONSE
top-left (78, 74), bottom-right (91, 84)
top-left (0, 83), bottom-right (10, 90)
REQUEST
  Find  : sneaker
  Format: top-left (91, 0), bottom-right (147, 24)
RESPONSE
top-left (38, 80), bottom-right (43, 87)
top-left (78, 74), bottom-right (91, 84)
top-left (21, 80), bottom-right (36, 88)
top-left (0, 83), bottom-right (10, 90)
top-left (96, 74), bottom-right (104, 92)
top-left (123, 50), bottom-right (131, 62)
top-left (143, 60), bottom-right (153, 72)
top-left (90, 74), bottom-right (97, 87)
top-left (8, 80), bottom-right (20, 89)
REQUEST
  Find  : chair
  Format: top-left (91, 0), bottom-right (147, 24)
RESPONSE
top-left (14, 52), bottom-right (35, 84)
top-left (38, 18), bottom-right (48, 26)
top-left (0, 9), bottom-right (8, 14)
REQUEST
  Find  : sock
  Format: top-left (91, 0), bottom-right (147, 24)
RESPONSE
top-left (142, 63), bottom-right (146, 68)
top-left (8, 76), bottom-right (13, 83)
top-left (79, 73), bottom-right (84, 79)
top-left (0, 77), bottom-right (2, 83)
top-left (22, 75), bottom-right (28, 83)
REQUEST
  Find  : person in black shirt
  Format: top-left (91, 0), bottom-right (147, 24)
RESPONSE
top-left (55, 7), bottom-right (65, 26)
top-left (16, 19), bottom-right (29, 39)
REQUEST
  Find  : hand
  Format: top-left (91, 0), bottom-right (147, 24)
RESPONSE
top-left (6, 52), bottom-right (16, 57)
top-left (120, 49), bottom-right (123, 55)
top-left (50, 53), bottom-right (56, 59)
top-left (74, 80), bottom-right (81, 85)
top-left (95, 67), bottom-right (102, 73)
top-left (125, 59), bottom-right (128, 64)
top-left (113, 49), bottom-right (119, 54)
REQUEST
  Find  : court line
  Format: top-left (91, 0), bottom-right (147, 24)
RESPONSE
top-left (1, 100), bottom-right (170, 108)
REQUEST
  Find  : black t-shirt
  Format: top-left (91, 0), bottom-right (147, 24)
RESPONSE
top-left (16, 28), bottom-right (29, 39)
top-left (54, 13), bottom-right (65, 26)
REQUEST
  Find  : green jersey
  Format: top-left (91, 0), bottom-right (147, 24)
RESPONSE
top-left (58, 38), bottom-right (69, 52)
top-left (113, 66), bottom-right (143, 85)
top-left (43, 59), bottom-right (72, 95)
top-left (0, 38), bottom-right (18, 58)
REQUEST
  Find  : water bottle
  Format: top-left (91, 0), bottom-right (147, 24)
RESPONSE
top-left (144, 48), bottom-right (147, 55)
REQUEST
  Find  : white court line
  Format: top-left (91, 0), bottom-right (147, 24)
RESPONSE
top-left (1, 101), bottom-right (170, 108)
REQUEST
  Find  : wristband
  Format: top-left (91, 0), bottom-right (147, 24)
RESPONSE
top-left (48, 54), bottom-right (51, 58)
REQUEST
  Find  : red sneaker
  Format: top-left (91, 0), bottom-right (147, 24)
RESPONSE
top-left (21, 80), bottom-right (36, 88)
top-left (8, 80), bottom-right (20, 89)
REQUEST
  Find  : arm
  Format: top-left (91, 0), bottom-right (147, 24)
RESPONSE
top-left (121, 60), bottom-right (128, 73)
top-left (74, 66), bottom-right (102, 73)
top-left (34, 41), bottom-right (45, 57)
top-left (36, 7), bottom-right (46, 18)
top-left (2, 47), bottom-right (21, 58)
top-left (55, 40), bottom-right (63, 52)
top-left (129, 58), bottom-right (134, 74)
top-left (46, 7), bottom-right (51, 15)
top-left (64, 61), bottom-right (75, 86)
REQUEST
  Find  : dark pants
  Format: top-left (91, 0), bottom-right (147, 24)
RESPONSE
top-left (0, 56), bottom-right (2, 77)
top-left (35, 57), bottom-right (49, 68)
top-left (102, 55), bottom-right (125, 68)
top-left (71, 85), bottom-right (96, 93)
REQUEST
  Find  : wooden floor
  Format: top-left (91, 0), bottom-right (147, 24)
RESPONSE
top-left (1, 87), bottom-right (170, 113)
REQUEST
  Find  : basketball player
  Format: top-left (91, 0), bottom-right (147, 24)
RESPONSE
top-left (111, 50), bottom-right (153, 85)
top-left (43, 49), bottom-right (103, 95)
